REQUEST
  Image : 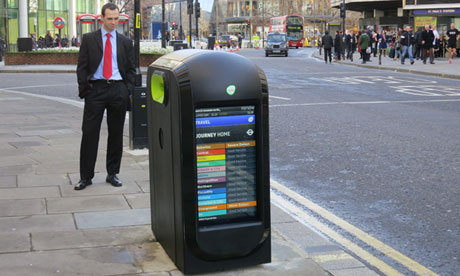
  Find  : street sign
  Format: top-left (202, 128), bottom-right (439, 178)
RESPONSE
top-left (53, 17), bottom-right (66, 29)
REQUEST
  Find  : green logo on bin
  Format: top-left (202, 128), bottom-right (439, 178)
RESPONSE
top-left (226, 85), bottom-right (236, 96)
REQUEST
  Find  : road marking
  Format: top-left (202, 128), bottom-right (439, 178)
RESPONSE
top-left (0, 97), bottom-right (25, 101)
top-left (271, 180), bottom-right (440, 276)
top-left (0, 88), bottom-right (84, 108)
top-left (390, 85), bottom-right (460, 97)
top-left (321, 76), bottom-right (437, 85)
top-left (271, 191), bottom-right (405, 276)
top-left (269, 95), bottom-right (291, 101)
top-left (270, 98), bottom-right (460, 107)
top-left (1, 83), bottom-right (74, 90)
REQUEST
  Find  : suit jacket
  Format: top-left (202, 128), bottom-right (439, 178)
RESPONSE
top-left (421, 30), bottom-right (434, 49)
top-left (322, 34), bottom-right (333, 49)
top-left (77, 29), bottom-right (135, 100)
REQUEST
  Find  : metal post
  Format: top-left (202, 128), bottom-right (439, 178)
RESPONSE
top-left (179, 0), bottom-right (183, 40)
top-left (134, 0), bottom-right (142, 86)
top-left (162, 0), bottom-right (166, 48)
top-left (342, 0), bottom-right (346, 35)
top-left (195, 0), bottom-right (199, 41)
top-left (189, 13), bottom-right (192, 48)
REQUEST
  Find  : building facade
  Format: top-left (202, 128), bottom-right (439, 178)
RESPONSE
top-left (1, 0), bottom-right (105, 51)
top-left (331, 0), bottom-right (460, 33)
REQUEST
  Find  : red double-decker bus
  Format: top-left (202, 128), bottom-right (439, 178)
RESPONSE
top-left (269, 15), bottom-right (304, 48)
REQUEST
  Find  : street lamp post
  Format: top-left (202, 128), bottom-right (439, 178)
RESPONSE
top-left (134, 0), bottom-right (142, 86)
top-left (162, 0), bottom-right (166, 48)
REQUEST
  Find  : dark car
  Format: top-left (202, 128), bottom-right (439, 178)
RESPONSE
top-left (265, 32), bottom-right (288, 57)
top-left (217, 35), bottom-right (236, 48)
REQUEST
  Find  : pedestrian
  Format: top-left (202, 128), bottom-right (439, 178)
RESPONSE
top-left (372, 31), bottom-right (378, 57)
top-left (345, 30), bottom-right (355, 61)
top-left (238, 33), bottom-right (243, 48)
top-left (45, 31), bottom-right (53, 48)
top-left (414, 27), bottom-right (423, 60)
top-left (393, 31), bottom-right (402, 61)
top-left (445, 23), bottom-right (459, 63)
top-left (378, 30), bottom-right (388, 65)
top-left (71, 36), bottom-right (77, 47)
top-left (0, 35), bottom-right (6, 62)
top-left (75, 2), bottom-right (135, 190)
top-left (334, 30), bottom-right (342, 61)
top-left (322, 30), bottom-right (333, 64)
top-left (432, 26), bottom-right (440, 57)
top-left (30, 33), bottom-right (37, 50)
top-left (359, 29), bottom-right (370, 64)
top-left (400, 25), bottom-right (415, 65)
top-left (421, 24), bottom-right (435, 64)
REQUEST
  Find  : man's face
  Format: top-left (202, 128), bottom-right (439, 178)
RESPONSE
top-left (102, 8), bottom-right (119, 33)
top-left (425, 25), bottom-right (429, 31)
top-left (451, 23), bottom-right (455, 29)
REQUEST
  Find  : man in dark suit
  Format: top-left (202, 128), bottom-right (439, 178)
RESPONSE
top-left (75, 2), bottom-right (135, 190)
top-left (421, 24), bottom-right (435, 64)
top-left (322, 31), bottom-right (333, 64)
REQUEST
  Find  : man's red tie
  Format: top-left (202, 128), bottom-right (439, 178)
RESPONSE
top-left (103, 33), bottom-right (112, 80)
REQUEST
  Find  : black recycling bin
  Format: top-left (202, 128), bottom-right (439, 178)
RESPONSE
top-left (147, 49), bottom-right (270, 274)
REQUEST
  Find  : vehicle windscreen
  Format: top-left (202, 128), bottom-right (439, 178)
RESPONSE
top-left (286, 16), bottom-right (302, 25)
top-left (287, 30), bottom-right (302, 41)
top-left (268, 34), bottom-right (286, 42)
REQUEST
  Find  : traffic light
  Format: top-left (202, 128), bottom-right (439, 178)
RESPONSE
top-left (187, 0), bottom-right (193, 15)
top-left (340, 3), bottom-right (346, 18)
top-left (195, 1), bottom-right (201, 18)
top-left (247, 19), bottom-right (250, 28)
top-left (172, 22), bottom-right (177, 30)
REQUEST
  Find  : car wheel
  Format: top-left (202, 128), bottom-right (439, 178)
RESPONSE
top-left (285, 52), bottom-right (288, 57)
top-left (296, 46), bottom-right (299, 49)
top-left (265, 52), bottom-right (269, 57)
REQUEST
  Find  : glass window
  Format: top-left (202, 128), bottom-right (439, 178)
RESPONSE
top-left (7, 0), bottom-right (18, 8)
top-left (7, 9), bottom-right (18, 46)
top-left (38, 10), bottom-right (46, 38)
top-left (47, 10), bottom-right (54, 34)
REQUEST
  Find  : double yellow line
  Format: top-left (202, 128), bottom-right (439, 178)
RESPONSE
top-left (270, 180), bottom-right (439, 276)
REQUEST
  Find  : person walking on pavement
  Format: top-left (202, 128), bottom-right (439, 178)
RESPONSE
top-left (359, 29), bottom-right (370, 64)
top-left (0, 35), bottom-right (6, 62)
top-left (446, 23), bottom-right (459, 63)
top-left (414, 27), bottom-right (423, 60)
top-left (400, 25), bottom-right (415, 65)
top-left (421, 24), bottom-right (435, 64)
top-left (75, 3), bottom-right (135, 190)
top-left (322, 31), bottom-right (333, 64)
top-left (334, 31), bottom-right (342, 61)
top-left (378, 30), bottom-right (388, 65)
top-left (45, 31), bottom-right (53, 48)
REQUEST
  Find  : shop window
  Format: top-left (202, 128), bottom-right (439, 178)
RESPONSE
top-left (7, 0), bottom-right (18, 8)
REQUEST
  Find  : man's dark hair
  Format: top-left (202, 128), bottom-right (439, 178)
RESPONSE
top-left (102, 3), bottom-right (119, 16)
top-left (325, 31), bottom-right (329, 35)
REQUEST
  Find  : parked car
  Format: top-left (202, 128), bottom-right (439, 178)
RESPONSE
top-left (265, 32), bottom-right (288, 57)
top-left (217, 35), bottom-right (237, 48)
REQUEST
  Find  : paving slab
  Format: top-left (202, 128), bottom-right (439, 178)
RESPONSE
top-left (75, 208), bottom-right (150, 229)
top-left (17, 173), bottom-right (69, 187)
top-left (47, 194), bottom-right (131, 214)
top-left (0, 246), bottom-right (143, 276)
top-left (125, 193), bottom-right (151, 209)
top-left (271, 230), bottom-right (305, 262)
top-left (0, 155), bottom-right (37, 167)
top-left (271, 204), bottom-right (297, 224)
top-left (0, 199), bottom-right (46, 216)
top-left (329, 267), bottom-right (381, 276)
top-left (0, 214), bottom-right (75, 233)
top-left (34, 160), bottom-right (79, 175)
top-left (0, 164), bottom-right (34, 176)
top-left (169, 258), bottom-right (329, 276)
top-left (0, 232), bottom-right (30, 253)
top-left (128, 242), bottom-right (178, 273)
top-left (0, 175), bottom-right (16, 188)
top-left (15, 128), bottom-right (74, 137)
top-left (0, 186), bottom-right (60, 200)
top-left (32, 225), bottom-right (154, 251)
top-left (272, 221), bottom-right (336, 250)
top-left (136, 180), bottom-right (151, 193)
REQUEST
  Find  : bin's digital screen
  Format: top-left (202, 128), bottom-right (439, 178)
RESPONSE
top-left (195, 106), bottom-right (257, 227)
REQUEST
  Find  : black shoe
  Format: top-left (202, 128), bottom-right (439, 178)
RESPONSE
top-left (430, 62), bottom-right (435, 64)
top-left (411, 61), bottom-right (414, 65)
top-left (75, 179), bottom-right (92, 190)
top-left (106, 174), bottom-right (122, 187)
top-left (401, 62), bottom-right (404, 65)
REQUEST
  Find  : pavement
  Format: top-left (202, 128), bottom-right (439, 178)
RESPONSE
top-left (0, 59), bottom-right (387, 276)
top-left (312, 48), bottom-right (460, 79)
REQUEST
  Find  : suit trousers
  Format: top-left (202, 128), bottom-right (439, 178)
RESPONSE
top-left (324, 48), bottom-right (332, 63)
top-left (422, 48), bottom-right (434, 63)
top-left (80, 81), bottom-right (129, 180)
